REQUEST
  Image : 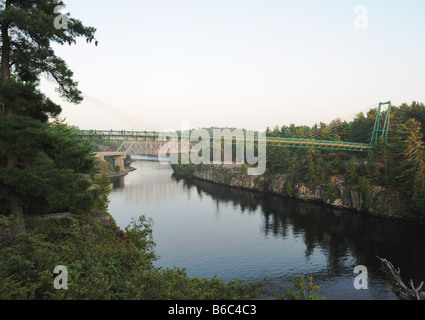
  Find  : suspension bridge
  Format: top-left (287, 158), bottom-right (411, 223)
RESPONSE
top-left (72, 101), bottom-right (392, 160)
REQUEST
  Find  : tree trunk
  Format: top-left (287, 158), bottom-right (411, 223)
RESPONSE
top-left (1, 20), bottom-right (11, 82)
top-left (1, 15), bottom-right (26, 232)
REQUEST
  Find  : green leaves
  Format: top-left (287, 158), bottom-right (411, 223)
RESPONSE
top-left (0, 79), bottom-right (62, 121)
top-left (266, 145), bottom-right (290, 175)
top-left (0, 111), bottom-right (97, 215)
top-left (264, 102), bottom-right (425, 216)
top-left (0, 212), bottom-right (264, 300)
top-left (274, 275), bottom-right (325, 300)
top-left (302, 149), bottom-right (325, 188)
top-left (0, 0), bottom-right (98, 220)
top-left (1, 0), bottom-right (97, 102)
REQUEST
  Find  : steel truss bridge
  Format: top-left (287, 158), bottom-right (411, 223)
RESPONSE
top-left (73, 101), bottom-right (391, 156)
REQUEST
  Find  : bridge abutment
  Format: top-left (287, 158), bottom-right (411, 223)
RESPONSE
top-left (95, 152), bottom-right (126, 171)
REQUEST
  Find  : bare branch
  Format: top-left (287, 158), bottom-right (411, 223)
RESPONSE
top-left (378, 256), bottom-right (425, 300)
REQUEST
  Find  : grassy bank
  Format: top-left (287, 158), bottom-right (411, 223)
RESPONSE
top-left (0, 209), bottom-right (266, 300)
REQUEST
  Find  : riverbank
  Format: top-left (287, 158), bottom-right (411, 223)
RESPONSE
top-left (106, 166), bottom-right (137, 178)
top-left (0, 161), bottom-right (265, 300)
top-left (171, 164), bottom-right (425, 223)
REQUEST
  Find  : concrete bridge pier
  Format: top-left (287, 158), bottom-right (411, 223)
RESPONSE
top-left (95, 152), bottom-right (126, 171)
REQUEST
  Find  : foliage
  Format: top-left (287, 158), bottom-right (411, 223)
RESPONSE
top-left (345, 157), bottom-right (358, 185)
top-left (324, 184), bottom-right (338, 203)
top-left (0, 112), bottom-right (97, 216)
top-left (0, 0), bottom-right (97, 227)
top-left (0, 0), bottom-right (97, 102)
top-left (92, 174), bottom-right (111, 212)
top-left (326, 151), bottom-right (348, 175)
top-left (124, 215), bottom-right (157, 264)
top-left (274, 275), bottom-right (325, 300)
top-left (302, 149), bottom-right (325, 189)
top-left (266, 145), bottom-right (290, 174)
top-left (347, 110), bottom-right (376, 143)
top-left (287, 154), bottom-right (301, 185)
top-left (0, 212), bottom-right (264, 300)
top-left (357, 176), bottom-right (374, 209)
top-left (262, 101), bottom-right (425, 216)
top-left (171, 163), bottom-right (197, 176)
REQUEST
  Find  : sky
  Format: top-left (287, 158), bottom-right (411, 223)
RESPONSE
top-left (40, 0), bottom-right (425, 131)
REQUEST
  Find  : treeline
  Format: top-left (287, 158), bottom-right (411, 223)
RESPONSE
top-left (264, 101), bottom-right (425, 215)
top-left (266, 101), bottom-right (425, 143)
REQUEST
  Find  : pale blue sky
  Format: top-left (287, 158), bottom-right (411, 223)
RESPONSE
top-left (41, 0), bottom-right (425, 131)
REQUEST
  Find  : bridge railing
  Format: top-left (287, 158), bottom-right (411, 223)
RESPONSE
top-left (264, 137), bottom-right (372, 151)
top-left (72, 130), bottom-right (161, 140)
top-left (72, 130), bottom-right (372, 152)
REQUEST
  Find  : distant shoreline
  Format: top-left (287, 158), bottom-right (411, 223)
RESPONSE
top-left (106, 166), bottom-right (137, 178)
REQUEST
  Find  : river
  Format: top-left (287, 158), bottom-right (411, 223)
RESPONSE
top-left (108, 156), bottom-right (425, 300)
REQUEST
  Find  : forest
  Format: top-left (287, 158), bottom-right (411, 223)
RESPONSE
top-left (264, 101), bottom-right (425, 215)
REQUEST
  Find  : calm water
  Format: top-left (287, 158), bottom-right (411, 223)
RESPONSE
top-left (108, 156), bottom-right (425, 300)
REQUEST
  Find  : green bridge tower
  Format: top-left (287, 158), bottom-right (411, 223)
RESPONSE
top-left (370, 101), bottom-right (392, 146)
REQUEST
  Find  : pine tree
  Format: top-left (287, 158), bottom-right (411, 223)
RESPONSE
top-left (373, 137), bottom-right (391, 186)
top-left (288, 153), bottom-right (301, 184)
top-left (347, 110), bottom-right (376, 143)
top-left (266, 145), bottom-right (290, 174)
top-left (391, 118), bottom-right (425, 192)
top-left (302, 149), bottom-right (325, 188)
top-left (0, 1), bottom-right (97, 231)
top-left (326, 151), bottom-right (347, 175)
top-left (0, 83), bottom-right (98, 219)
top-left (315, 152), bottom-right (326, 185)
top-left (346, 156), bottom-right (358, 185)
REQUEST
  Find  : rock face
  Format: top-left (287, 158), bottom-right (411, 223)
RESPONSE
top-left (173, 165), bottom-right (412, 220)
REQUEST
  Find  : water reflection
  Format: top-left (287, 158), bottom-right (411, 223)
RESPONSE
top-left (175, 177), bottom-right (425, 290)
top-left (109, 159), bottom-right (425, 300)
top-left (110, 164), bottom-right (186, 205)
top-left (110, 176), bottom-right (125, 189)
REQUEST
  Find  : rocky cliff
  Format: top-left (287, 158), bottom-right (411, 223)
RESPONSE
top-left (172, 164), bottom-right (416, 221)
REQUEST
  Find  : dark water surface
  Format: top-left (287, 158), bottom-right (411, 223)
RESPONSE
top-left (108, 156), bottom-right (425, 300)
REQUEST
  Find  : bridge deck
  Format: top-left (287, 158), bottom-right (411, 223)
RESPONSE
top-left (72, 130), bottom-right (372, 152)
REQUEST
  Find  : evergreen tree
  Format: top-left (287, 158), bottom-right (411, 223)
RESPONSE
top-left (347, 110), bottom-right (376, 143)
top-left (391, 118), bottom-right (425, 192)
top-left (266, 145), bottom-right (290, 174)
top-left (395, 102), bottom-right (425, 136)
top-left (0, 1), bottom-right (97, 230)
top-left (346, 156), bottom-right (358, 185)
top-left (302, 149), bottom-right (325, 188)
top-left (329, 118), bottom-right (349, 141)
top-left (318, 123), bottom-right (331, 140)
top-left (315, 152), bottom-right (326, 184)
top-left (288, 154), bottom-right (301, 184)
top-left (0, 83), bottom-right (97, 220)
top-left (326, 151), bottom-right (347, 175)
top-left (373, 137), bottom-right (391, 186)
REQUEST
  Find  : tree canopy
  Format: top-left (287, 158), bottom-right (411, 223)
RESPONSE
top-left (265, 101), bottom-right (425, 215)
top-left (0, 0), bottom-right (98, 230)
